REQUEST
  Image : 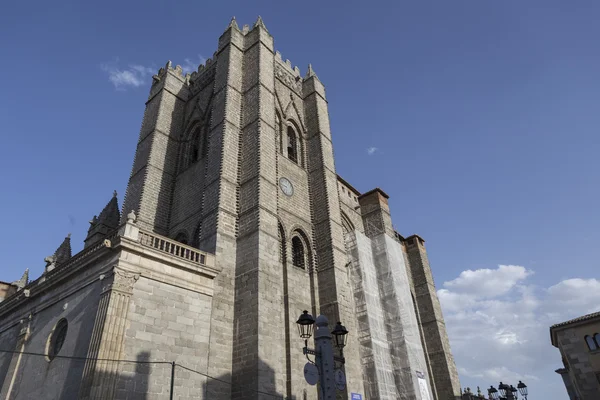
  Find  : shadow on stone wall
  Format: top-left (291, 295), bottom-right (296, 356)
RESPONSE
top-left (202, 358), bottom-right (301, 400)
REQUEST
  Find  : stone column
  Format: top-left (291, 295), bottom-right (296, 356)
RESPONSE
top-left (79, 269), bottom-right (139, 400)
top-left (304, 67), bottom-right (365, 400)
top-left (406, 236), bottom-right (461, 400)
top-left (0, 318), bottom-right (31, 400)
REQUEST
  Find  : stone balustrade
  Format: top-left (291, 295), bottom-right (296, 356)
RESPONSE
top-left (138, 230), bottom-right (207, 265)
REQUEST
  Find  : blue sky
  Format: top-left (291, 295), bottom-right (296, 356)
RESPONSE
top-left (1, 1), bottom-right (599, 399)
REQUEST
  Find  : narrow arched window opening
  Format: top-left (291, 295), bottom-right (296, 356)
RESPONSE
top-left (287, 126), bottom-right (298, 164)
top-left (190, 135), bottom-right (200, 164)
top-left (279, 223), bottom-right (286, 263)
top-left (292, 236), bottom-right (305, 268)
top-left (175, 232), bottom-right (188, 245)
top-left (202, 112), bottom-right (211, 159)
top-left (594, 333), bottom-right (600, 349)
top-left (585, 335), bottom-right (597, 351)
top-left (276, 112), bottom-right (283, 154)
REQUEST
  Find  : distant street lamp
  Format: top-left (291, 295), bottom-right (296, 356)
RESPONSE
top-left (296, 310), bottom-right (348, 399)
top-left (517, 381), bottom-right (528, 399)
top-left (488, 381), bottom-right (528, 400)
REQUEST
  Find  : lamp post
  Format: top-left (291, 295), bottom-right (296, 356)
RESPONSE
top-left (488, 381), bottom-right (528, 400)
top-left (296, 310), bottom-right (348, 399)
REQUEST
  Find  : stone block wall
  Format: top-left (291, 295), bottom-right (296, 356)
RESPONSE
top-left (117, 277), bottom-right (213, 399)
top-left (557, 328), bottom-right (600, 399)
top-left (0, 275), bottom-right (102, 399)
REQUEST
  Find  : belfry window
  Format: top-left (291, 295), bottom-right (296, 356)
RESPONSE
top-left (190, 134), bottom-right (200, 164)
top-left (276, 113), bottom-right (283, 153)
top-left (175, 232), bottom-right (188, 245)
top-left (292, 236), bottom-right (305, 268)
top-left (585, 335), bottom-right (597, 351)
top-left (287, 126), bottom-right (298, 164)
top-left (181, 117), bottom-right (210, 171)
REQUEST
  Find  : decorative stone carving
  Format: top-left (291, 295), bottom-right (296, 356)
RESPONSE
top-left (44, 254), bottom-right (57, 272)
top-left (112, 270), bottom-right (140, 294)
top-left (275, 64), bottom-right (303, 94)
top-left (127, 210), bottom-right (137, 223)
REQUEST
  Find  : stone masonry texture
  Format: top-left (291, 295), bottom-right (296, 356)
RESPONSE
top-left (0, 17), bottom-right (461, 400)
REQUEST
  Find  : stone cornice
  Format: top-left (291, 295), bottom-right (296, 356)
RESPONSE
top-left (0, 222), bottom-right (220, 328)
top-left (0, 235), bottom-right (117, 319)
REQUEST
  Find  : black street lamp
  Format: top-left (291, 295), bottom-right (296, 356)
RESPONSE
top-left (488, 385), bottom-right (499, 400)
top-left (296, 310), bottom-right (315, 340)
top-left (517, 381), bottom-right (528, 400)
top-left (331, 321), bottom-right (349, 349)
top-left (487, 381), bottom-right (528, 400)
top-left (510, 385), bottom-right (518, 399)
top-left (498, 382), bottom-right (508, 398)
top-left (295, 311), bottom-right (349, 398)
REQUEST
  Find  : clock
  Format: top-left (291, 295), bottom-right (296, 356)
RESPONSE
top-left (279, 177), bottom-right (294, 196)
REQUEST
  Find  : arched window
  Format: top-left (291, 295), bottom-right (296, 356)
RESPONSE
top-left (585, 335), bottom-right (597, 351)
top-left (287, 126), bottom-right (298, 164)
top-left (202, 111), bottom-right (211, 159)
top-left (341, 212), bottom-right (355, 235)
top-left (47, 318), bottom-right (68, 361)
top-left (292, 236), bottom-right (305, 268)
top-left (190, 128), bottom-right (200, 164)
top-left (275, 112), bottom-right (283, 154)
top-left (181, 117), bottom-right (210, 171)
top-left (278, 223), bottom-right (286, 263)
top-left (594, 333), bottom-right (600, 349)
top-left (175, 232), bottom-right (188, 245)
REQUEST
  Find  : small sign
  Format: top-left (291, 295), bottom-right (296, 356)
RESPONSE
top-left (304, 362), bottom-right (319, 386)
top-left (334, 369), bottom-right (346, 391)
top-left (351, 393), bottom-right (363, 400)
top-left (416, 370), bottom-right (432, 400)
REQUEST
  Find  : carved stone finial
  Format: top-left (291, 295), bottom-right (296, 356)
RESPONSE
top-left (253, 15), bottom-right (268, 32)
top-left (127, 210), bottom-right (137, 223)
top-left (228, 16), bottom-right (239, 30)
top-left (67, 233), bottom-right (71, 238)
top-left (305, 63), bottom-right (318, 79)
top-left (89, 215), bottom-right (98, 226)
top-left (113, 190), bottom-right (117, 198)
top-left (12, 268), bottom-right (29, 289)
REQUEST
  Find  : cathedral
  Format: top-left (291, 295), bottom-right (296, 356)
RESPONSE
top-left (0, 17), bottom-right (461, 400)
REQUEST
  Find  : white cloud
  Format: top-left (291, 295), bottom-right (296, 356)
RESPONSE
top-left (101, 55), bottom-right (207, 90)
top-left (366, 147), bottom-right (378, 155)
top-left (438, 264), bottom-right (600, 400)
top-left (101, 60), bottom-right (155, 90)
top-left (181, 54), bottom-right (206, 74)
top-left (443, 265), bottom-right (533, 298)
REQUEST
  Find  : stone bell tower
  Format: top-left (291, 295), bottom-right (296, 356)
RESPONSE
top-left (121, 16), bottom-right (365, 399)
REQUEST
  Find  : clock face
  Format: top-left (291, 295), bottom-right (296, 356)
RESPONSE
top-left (279, 177), bottom-right (294, 196)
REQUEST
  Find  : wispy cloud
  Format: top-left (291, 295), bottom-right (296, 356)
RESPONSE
top-left (181, 54), bottom-right (206, 74)
top-left (101, 55), bottom-right (207, 90)
top-left (101, 59), bottom-right (155, 90)
top-left (366, 146), bottom-right (378, 156)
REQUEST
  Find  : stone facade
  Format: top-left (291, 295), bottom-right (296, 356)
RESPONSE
top-left (550, 312), bottom-right (600, 399)
top-left (0, 17), bottom-right (461, 400)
